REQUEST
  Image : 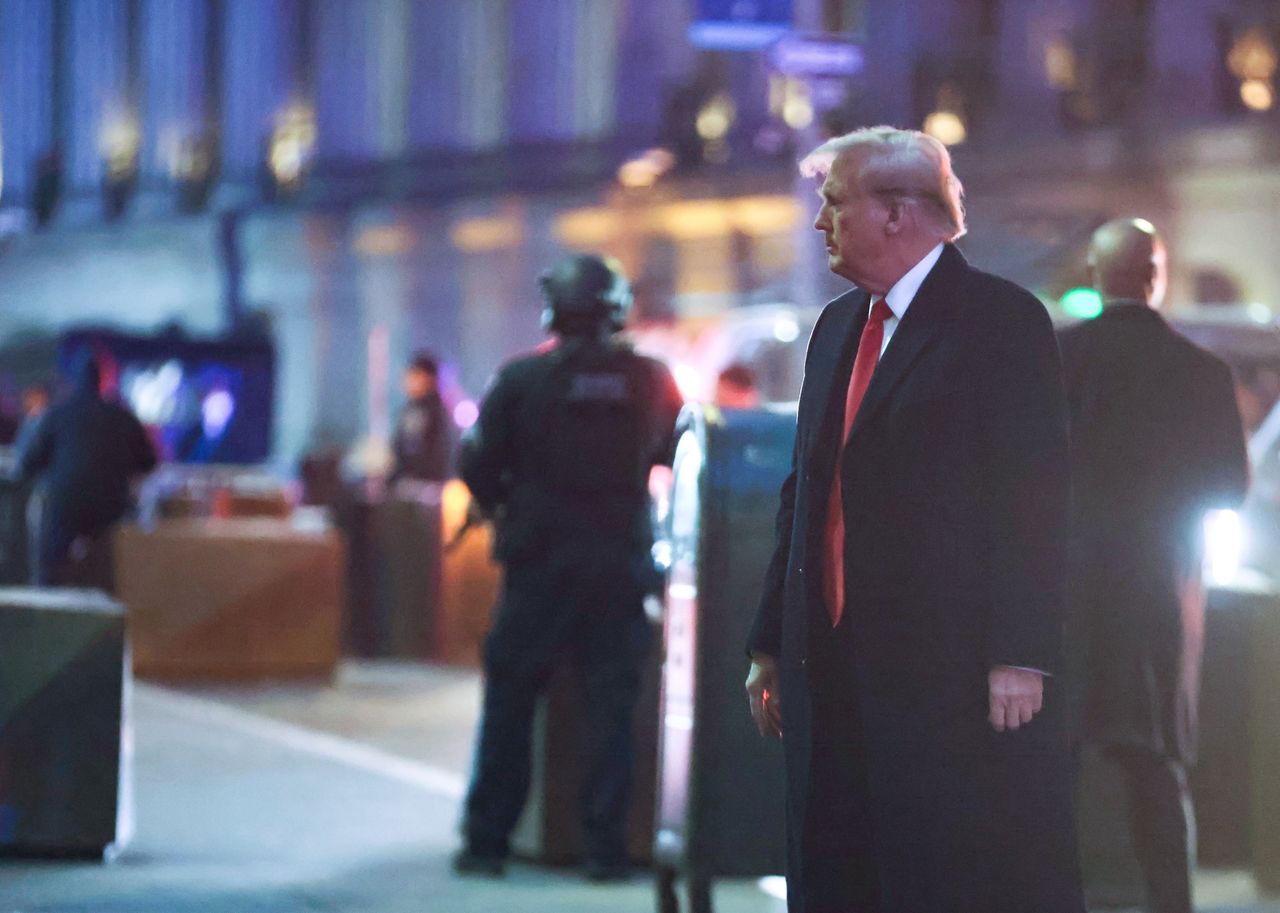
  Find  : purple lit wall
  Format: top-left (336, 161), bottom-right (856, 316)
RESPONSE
top-left (64, 0), bottom-right (130, 191)
top-left (220, 0), bottom-right (300, 180)
top-left (0, 0), bottom-right (54, 204)
top-left (141, 0), bottom-right (210, 181)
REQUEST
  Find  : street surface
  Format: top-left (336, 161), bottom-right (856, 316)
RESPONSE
top-left (0, 661), bottom-right (1275, 913)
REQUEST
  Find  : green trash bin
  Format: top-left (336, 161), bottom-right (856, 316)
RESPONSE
top-left (653, 405), bottom-right (790, 913)
top-left (0, 588), bottom-right (129, 858)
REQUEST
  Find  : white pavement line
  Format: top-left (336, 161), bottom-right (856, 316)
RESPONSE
top-left (136, 683), bottom-right (467, 800)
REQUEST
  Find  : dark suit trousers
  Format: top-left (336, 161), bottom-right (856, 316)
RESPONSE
top-left (1103, 744), bottom-right (1195, 913)
top-left (804, 615), bottom-right (882, 913)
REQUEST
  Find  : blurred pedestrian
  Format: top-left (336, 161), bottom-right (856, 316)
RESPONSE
top-left (1060, 218), bottom-right (1249, 913)
top-left (17, 352), bottom-right (156, 588)
top-left (390, 352), bottom-right (451, 491)
top-left (714, 362), bottom-right (761, 410)
top-left (454, 254), bottom-right (682, 881)
top-left (745, 127), bottom-right (1084, 913)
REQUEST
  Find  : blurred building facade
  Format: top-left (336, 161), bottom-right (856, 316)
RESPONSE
top-left (0, 0), bottom-right (1278, 465)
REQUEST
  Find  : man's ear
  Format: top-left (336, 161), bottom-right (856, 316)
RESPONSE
top-left (884, 198), bottom-right (907, 236)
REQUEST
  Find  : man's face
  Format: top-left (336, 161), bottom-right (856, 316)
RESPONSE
top-left (404, 368), bottom-right (435, 400)
top-left (812, 153), bottom-right (889, 288)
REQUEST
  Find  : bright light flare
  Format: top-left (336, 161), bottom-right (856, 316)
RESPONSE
top-left (1228, 28), bottom-right (1277, 81)
top-left (1204, 509), bottom-right (1244, 587)
top-left (129, 360), bottom-right (184, 424)
top-left (672, 363), bottom-right (700, 402)
top-left (758, 876), bottom-right (788, 900)
top-left (618, 148), bottom-right (675, 189)
top-left (201, 389), bottom-right (235, 439)
top-left (453, 399), bottom-right (480, 429)
top-left (100, 114), bottom-right (141, 178)
top-left (1044, 37), bottom-right (1077, 90)
top-left (269, 103), bottom-right (317, 190)
top-left (773, 315), bottom-right (800, 343)
top-left (1241, 78), bottom-right (1275, 111)
top-left (696, 93), bottom-right (736, 141)
top-left (1060, 287), bottom-right (1104, 320)
top-left (923, 111), bottom-right (966, 146)
top-left (780, 77), bottom-right (814, 130)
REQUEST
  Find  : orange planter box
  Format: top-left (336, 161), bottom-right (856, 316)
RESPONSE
top-left (115, 518), bottom-right (344, 681)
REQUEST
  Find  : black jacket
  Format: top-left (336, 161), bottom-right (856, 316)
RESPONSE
top-left (391, 393), bottom-right (452, 483)
top-left (748, 245), bottom-right (1082, 913)
top-left (460, 337), bottom-right (682, 573)
top-left (1058, 303), bottom-right (1249, 762)
top-left (19, 383), bottom-right (157, 536)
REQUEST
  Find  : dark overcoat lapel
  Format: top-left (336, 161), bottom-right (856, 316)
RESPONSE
top-left (846, 252), bottom-right (951, 442)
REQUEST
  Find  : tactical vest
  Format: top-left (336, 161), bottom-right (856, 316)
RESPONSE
top-left (523, 341), bottom-right (656, 504)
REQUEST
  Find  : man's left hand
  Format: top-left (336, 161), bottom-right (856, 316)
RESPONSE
top-left (988, 666), bottom-right (1044, 732)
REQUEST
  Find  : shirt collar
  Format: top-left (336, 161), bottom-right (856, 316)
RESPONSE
top-left (877, 242), bottom-right (945, 320)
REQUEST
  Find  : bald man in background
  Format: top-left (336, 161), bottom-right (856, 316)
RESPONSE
top-left (1059, 219), bottom-right (1249, 913)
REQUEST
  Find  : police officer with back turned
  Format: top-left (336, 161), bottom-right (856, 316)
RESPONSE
top-left (454, 254), bottom-right (683, 882)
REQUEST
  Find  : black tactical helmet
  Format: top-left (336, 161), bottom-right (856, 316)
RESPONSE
top-left (538, 253), bottom-right (633, 336)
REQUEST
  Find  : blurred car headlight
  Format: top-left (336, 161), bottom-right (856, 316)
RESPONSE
top-left (1204, 508), bottom-right (1244, 587)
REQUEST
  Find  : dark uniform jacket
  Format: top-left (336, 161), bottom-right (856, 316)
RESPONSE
top-left (748, 245), bottom-right (1083, 913)
top-left (460, 337), bottom-right (683, 578)
top-left (391, 392), bottom-right (452, 483)
top-left (1058, 302), bottom-right (1249, 763)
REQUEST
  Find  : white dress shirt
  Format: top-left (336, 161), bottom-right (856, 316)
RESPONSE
top-left (870, 242), bottom-right (944, 356)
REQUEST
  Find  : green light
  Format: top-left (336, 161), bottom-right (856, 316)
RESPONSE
top-left (1060, 287), bottom-right (1103, 319)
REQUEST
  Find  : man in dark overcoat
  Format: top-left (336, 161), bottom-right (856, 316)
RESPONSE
top-left (1059, 219), bottom-right (1249, 913)
top-left (744, 126), bottom-right (1085, 913)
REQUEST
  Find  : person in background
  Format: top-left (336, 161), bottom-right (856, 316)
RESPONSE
top-left (714, 362), bottom-right (762, 410)
top-left (17, 353), bottom-right (156, 589)
top-left (390, 352), bottom-right (452, 488)
top-left (454, 254), bottom-right (683, 882)
top-left (1060, 218), bottom-right (1250, 913)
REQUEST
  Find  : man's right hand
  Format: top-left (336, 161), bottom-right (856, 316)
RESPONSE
top-left (746, 653), bottom-right (782, 739)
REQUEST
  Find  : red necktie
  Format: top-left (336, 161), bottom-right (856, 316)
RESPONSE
top-left (823, 298), bottom-right (893, 626)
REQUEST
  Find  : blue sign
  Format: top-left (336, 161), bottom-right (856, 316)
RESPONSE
top-left (771, 35), bottom-right (864, 77)
top-left (689, 0), bottom-right (792, 51)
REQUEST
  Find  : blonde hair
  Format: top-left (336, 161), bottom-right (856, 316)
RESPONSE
top-left (801, 126), bottom-right (967, 241)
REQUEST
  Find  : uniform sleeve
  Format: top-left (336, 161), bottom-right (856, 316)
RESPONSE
top-left (458, 368), bottom-right (520, 516)
top-left (978, 289), bottom-right (1071, 674)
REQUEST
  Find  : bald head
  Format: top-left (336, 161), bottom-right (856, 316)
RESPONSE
top-left (1088, 218), bottom-right (1168, 309)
